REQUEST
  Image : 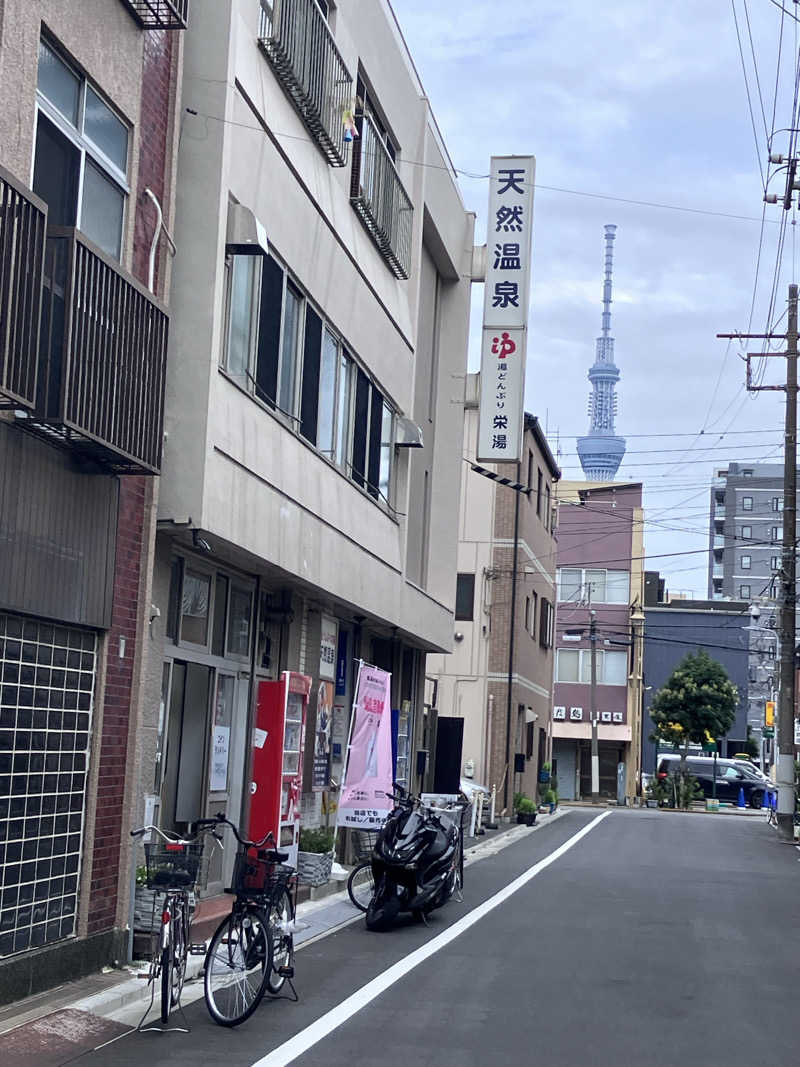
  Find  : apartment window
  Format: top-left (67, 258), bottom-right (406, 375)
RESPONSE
top-left (527, 451), bottom-right (534, 494)
top-left (742, 496), bottom-right (753, 511)
top-left (34, 39), bottom-right (129, 259)
top-left (355, 74), bottom-right (397, 161)
top-left (771, 526), bottom-right (783, 542)
top-left (529, 591), bottom-right (538, 638)
top-left (455, 574), bottom-right (475, 621)
top-left (740, 555), bottom-right (751, 570)
top-left (555, 648), bottom-right (627, 685)
top-left (544, 484), bottom-right (551, 530)
top-left (536, 469), bottom-right (543, 517)
top-left (556, 568), bottom-right (629, 604)
top-left (772, 497), bottom-right (784, 512)
top-left (740, 584), bottom-right (751, 599)
top-left (222, 251), bottom-right (393, 504)
top-left (771, 556), bottom-right (780, 570)
top-left (539, 598), bottom-right (553, 648)
top-left (742, 469), bottom-right (753, 477)
top-left (740, 525), bottom-right (752, 540)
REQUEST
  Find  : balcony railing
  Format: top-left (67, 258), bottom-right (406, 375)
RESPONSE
top-left (118, 0), bottom-right (188, 29)
top-left (33, 228), bottom-right (168, 474)
top-left (0, 166), bottom-right (47, 409)
top-left (259, 0), bottom-right (352, 167)
top-left (350, 114), bottom-right (413, 280)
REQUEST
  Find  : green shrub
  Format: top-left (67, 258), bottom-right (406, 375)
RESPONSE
top-left (517, 796), bottom-right (536, 814)
top-left (298, 827), bottom-right (335, 854)
top-left (513, 791), bottom-right (527, 813)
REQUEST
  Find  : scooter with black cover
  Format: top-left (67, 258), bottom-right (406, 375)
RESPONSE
top-left (365, 787), bottom-right (463, 931)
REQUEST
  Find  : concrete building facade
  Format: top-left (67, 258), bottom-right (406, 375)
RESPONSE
top-left (0, 0), bottom-right (184, 999)
top-left (426, 397), bottom-right (561, 814)
top-left (551, 482), bottom-right (645, 801)
top-left (707, 462), bottom-right (785, 754)
top-left (137, 0), bottom-right (475, 923)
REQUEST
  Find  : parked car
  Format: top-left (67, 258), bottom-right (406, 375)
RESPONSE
top-left (656, 755), bottom-right (769, 809)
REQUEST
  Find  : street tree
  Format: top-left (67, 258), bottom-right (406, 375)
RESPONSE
top-left (650, 648), bottom-right (739, 769)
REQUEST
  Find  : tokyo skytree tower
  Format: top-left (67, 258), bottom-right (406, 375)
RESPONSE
top-left (576, 225), bottom-right (626, 480)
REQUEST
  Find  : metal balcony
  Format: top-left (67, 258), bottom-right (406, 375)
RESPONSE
top-left (259, 0), bottom-right (352, 167)
top-left (350, 114), bottom-right (413, 280)
top-left (118, 0), bottom-right (188, 29)
top-left (31, 228), bottom-right (168, 474)
top-left (0, 167), bottom-right (47, 410)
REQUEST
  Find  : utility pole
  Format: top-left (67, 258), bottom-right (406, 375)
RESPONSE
top-left (778, 285), bottom-right (797, 839)
top-left (718, 283), bottom-right (798, 840)
top-left (589, 609), bottom-right (599, 802)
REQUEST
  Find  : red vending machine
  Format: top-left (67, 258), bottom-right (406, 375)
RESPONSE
top-left (249, 671), bottom-right (310, 867)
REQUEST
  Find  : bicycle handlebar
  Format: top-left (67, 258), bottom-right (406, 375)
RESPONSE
top-left (189, 813), bottom-right (277, 851)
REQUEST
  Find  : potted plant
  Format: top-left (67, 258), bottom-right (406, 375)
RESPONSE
top-left (538, 761), bottom-right (551, 785)
top-left (297, 826), bottom-right (336, 887)
top-left (544, 788), bottom-right (557, 814)
top-left (516, 796), bottom-right (537, 826)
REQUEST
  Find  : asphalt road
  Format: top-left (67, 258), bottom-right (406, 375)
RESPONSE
top-left (73, 808), bottom-right (800, 1067)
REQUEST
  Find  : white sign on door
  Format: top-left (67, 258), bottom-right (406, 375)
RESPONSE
top-left (210, 725), bottom-right (230, 792)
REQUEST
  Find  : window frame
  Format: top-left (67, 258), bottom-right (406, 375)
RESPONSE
top-left (742, 496), bottom-right (753, 511)
top-left (740, 525), bottom-right (752, 540)
top-left (455, 573), bottom-right (475, 622)
top-left (739, 584), bottom-right (751, 599)
top-left (555, 647), bottom-right (627, 685)
top-left (219, 248), bottom-right (396, 513)
top-left (34, 37), bottom-right (130, 259)
top-left (556, 567), bottom-right (629, 605)
top-left (740, 554), bottom-right (751, 570)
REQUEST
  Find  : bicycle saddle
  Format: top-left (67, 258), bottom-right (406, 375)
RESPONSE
top-left (258, 848), bottom-right (289, 863)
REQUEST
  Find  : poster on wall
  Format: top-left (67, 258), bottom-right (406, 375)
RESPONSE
top-left (312, 680), bottom-right (333, 791)
top-left (210, 725), bottom-right (230, 792)
top-left (320, 615), bottom-right (338, 681)
top-left (332, 702), bottom-right (347, 763)
top-left (337, 662), bottom-right (393, 829)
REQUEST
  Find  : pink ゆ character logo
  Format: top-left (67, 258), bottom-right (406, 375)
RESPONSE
top-left (491, 332), bottom-right (516, 359)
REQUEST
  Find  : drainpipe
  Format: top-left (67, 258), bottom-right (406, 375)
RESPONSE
top-left (144, 187), bottom-right (177, 295)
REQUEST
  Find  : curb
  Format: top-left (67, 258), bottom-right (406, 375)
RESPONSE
top-left (13, 810), bottom-right (572, 1027)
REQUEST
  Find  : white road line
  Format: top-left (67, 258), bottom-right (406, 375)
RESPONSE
top-left (251, 811), bottom-right (611, 1067)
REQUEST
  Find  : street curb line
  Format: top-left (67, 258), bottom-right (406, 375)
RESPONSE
top-left (28, 811), bottom-right (573, 1027)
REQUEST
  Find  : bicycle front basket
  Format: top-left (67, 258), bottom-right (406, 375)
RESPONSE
top-left (143, 840), bottom-right (203, 890)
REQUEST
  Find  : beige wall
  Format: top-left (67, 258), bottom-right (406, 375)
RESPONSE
top-left (429, 395), bottom-right (559, 801)
top-left (160, 0), bottom-right (475, 654)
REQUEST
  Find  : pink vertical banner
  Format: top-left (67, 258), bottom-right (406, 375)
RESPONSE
top-left (337, 664), bottom-right (393, 829)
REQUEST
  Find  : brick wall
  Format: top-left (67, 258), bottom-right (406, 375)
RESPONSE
top-left (132, 29), bottom-right (175, 296)
top-left (85, 28), bottom-right (176, 936)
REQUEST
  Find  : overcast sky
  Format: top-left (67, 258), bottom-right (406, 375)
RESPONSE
top-left (391, 0), bottom-right (796, 598)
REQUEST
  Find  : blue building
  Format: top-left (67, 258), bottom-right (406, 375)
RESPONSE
top-left (642, 599), bottom-right (750, 775)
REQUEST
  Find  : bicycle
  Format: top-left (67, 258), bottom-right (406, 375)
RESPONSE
top-left (130, 824), bottom-right (212, 1027)
top-left (192, 814), bottom-right (298, 1028)
top-left (347, 830), bottom-right (377, 912)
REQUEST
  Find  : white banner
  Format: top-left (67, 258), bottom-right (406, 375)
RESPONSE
top-left (319, 614), bottom-right (338, 681)
top-left (478, 155), bottom-right (535, 463)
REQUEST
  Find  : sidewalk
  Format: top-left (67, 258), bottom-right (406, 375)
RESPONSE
top-left (0, 807), bottom-right (567, 1058)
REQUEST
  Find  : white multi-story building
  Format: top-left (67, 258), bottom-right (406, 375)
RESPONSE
top-left (137, 0), bottom-right (475, 917)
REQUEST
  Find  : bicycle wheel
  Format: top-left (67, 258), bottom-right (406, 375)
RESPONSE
top-left (160, 939), bottom-right (173, 1024)
top-left (204, 907), bottom-right (272, 1027)
top-left (267, 888), bottom-right (294, 994)
top-left (347, 861), bottom-right (374, 912)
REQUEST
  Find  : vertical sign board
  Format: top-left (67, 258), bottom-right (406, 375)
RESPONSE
top-left (477, 155), bottom-right (536, 464)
